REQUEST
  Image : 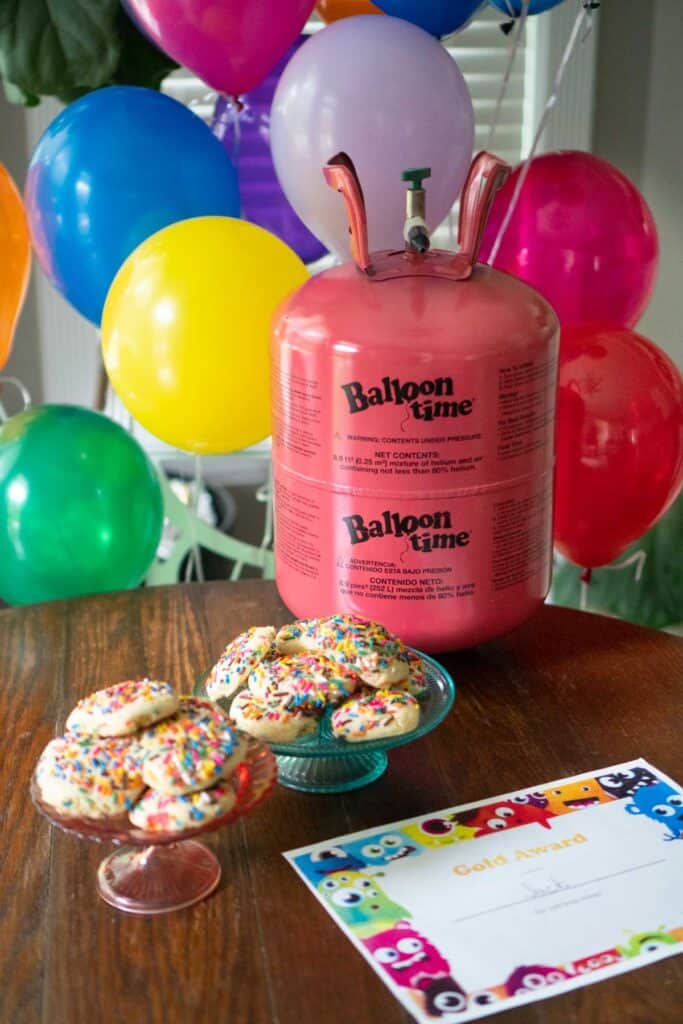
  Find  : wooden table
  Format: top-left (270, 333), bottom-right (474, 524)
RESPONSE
top-left (2, 580), bottom-right (682, 1024)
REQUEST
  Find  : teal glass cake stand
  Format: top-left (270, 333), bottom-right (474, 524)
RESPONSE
top-left (195, 650), bottom-right (455, 794)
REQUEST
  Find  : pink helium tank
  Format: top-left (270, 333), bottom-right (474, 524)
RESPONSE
top-left (271, 153), bottom-right (559, 652)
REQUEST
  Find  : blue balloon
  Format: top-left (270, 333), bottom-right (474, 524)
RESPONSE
top-left (374, 0), bottom-right (485, 36)
top-left (25, 86), bottom-right (240, 325)
top-left (489, 0), bottom-right (566, 15)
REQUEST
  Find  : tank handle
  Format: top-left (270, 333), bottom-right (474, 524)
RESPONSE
top-left (457, 151), bottom-right (511, 273)
top-left (323, 153), bottom-right (371, 272)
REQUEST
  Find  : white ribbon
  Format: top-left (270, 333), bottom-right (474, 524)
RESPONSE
top-left (579, 550), bottom-right (647, 612)
top-left (185, 453), bottom-right (206, 583)
top-left (488, 1), bottom-right (596, 265)
top-left (487, 0), bottom-right (531, 151)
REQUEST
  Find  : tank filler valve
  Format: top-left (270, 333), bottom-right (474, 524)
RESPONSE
top-left (401, 167), bottom-right (431, 254)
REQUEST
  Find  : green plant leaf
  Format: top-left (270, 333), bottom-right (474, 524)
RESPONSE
top-left (0, 0), bottom-right (121, 102)
top-left (112, 9), bottom-right (178, 91)
top-left (550, 495), bottom-right (683, 629)
top-left (0, 0), bottom-right (178, 104)
top-left (2, 76), bottom-right (38, 105)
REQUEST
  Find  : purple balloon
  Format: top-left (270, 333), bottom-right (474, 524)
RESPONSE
top-left (271, 16), bottom-right (474, 258)
top-left (212, 37), bottom-right (327, 265)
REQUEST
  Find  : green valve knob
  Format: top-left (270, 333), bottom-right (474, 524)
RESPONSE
top-left (401, 167), bottom-right (432, 190)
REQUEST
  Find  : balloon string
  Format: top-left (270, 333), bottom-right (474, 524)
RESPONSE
top-left (578, 549), bottom-right (646, 613)
top-left (488, 1), bottom-right (593, 264)
top-left (256, 462), bottom-right (274, 562)
top-left (602, 549), bottom-right (647, 582)
top-left (186, 454), bottom-right (205, 583)
top-left (211, 94), bottom-right (242, 166)
top-left (487, 0), bottom-right (530, 151)
top-left (0, 375), bottom-right (31, 421)
top-left (232, 104), bottom-right (241, 166)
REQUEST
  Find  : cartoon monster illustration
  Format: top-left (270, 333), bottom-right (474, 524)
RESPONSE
top-left (344, 830), bottom-right (420, 868)
top-left (504, 964), bottom-right (569, 997)
top-left (509, 791), bottom-right (549, 809)
top-left (543, 779), bottom-right (615, 815)
top-left (317, 871), bottom-right (409, 938)
top-left (294, 846), bottom-right (365, 884)
top-left (596, 766), bottom-right (659, 800)
top-left (625, 781), bottom-right (683, 840)
top-left (403, 816), bottom-right (477, 849)
top-left (616, 930), bottom-right (680, 958)
top-left (363, 921), bottom-right (451, 992)
top-left (467, 987), bottom-right (507, 1008)
top-left (423, 975), bottom-right (468, 1017)
top-left (457, 799), bottom-right (554, 835)
top-left (564, 949), bottom-right (621, 975)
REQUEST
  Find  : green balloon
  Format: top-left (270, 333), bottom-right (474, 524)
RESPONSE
top-left (0, 405), bottom-right (163, 605)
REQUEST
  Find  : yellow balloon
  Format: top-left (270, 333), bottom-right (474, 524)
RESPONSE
top-left (101, 216), bottom-right (308, 454)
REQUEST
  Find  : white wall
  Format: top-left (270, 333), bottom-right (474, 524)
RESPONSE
top-left (0, 99), bottom-right (44, 404)
top-left (1, 98), bottom-right (100, 409)
top-left (593, 0), bottom-right (683, 363)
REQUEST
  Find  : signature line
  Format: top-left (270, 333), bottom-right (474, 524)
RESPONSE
top-left (450, 859), bottom-right (666, 924)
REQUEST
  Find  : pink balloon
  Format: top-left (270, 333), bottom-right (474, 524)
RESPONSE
top-left (125, 0), bottom-right (316, 96)
top-left (480, 151), bottom-right (659, 329)
top-left (270, 15), bottom-right (474, 257)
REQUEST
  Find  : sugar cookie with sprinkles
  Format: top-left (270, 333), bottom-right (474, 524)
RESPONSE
top-left (274, 618), bottom-right (321, 655)
top-left (137, 696), bottom-right (230, 751)
top-left (35, 734), bottom-right (145, 818)
top-left (129, 780), bottom-right (237, 832)
top-left (230, 688), bottom-right (317, 743)
top-left (315, 614), bottom-right (409, 688)
top-left (331, 689), bottom-right (420, 743)
top-left (248, 653), bottom-right (359, 713)
top-left (141, 722), bottom-right (246, 796)
top-left (206, 626), bottom-right (276, 701)
top-left (65, 679), bottom-right (179, 737)
top-left (393, 650), bottom-right (430, 699)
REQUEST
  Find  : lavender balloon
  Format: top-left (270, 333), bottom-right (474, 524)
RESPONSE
top-left (212, 38), bottom-right (327, 265)
top-left (270, 16), bottom-right (474, 258)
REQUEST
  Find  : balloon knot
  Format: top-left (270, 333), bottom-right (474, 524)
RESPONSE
top-left (579, 568), bottom-right (592, 584)
top-left (583, 1), bottom-right (600, 9)
top-left (499, 19), bottom-right (515, 35)
top-left (230, 95), bottom-right (245, 114)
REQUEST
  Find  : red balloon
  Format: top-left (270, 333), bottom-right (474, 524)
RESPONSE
top-left (481, 152), bottom-right (658, 329)
top-left (554, 325), bottom-right (683, 568)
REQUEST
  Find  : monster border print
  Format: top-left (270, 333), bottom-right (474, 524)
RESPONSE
top-left (289, 761), bottom-right (683, 1020)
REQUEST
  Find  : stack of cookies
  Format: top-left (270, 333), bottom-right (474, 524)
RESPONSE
top-left (206, 614), bottom-right (429, 744)
top-left (35, 680), bottom-right (247, 832)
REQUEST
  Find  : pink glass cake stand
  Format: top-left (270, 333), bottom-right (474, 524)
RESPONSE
top-left (31, 736), bottom-right (276, 916)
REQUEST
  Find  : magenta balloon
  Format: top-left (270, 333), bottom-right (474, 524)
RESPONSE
top-left (270, 15), bottom-right (474, 258)
top-left (125, 0), bottom-right (316, 96)
top-left (480, 151), bottom-right (659, 329)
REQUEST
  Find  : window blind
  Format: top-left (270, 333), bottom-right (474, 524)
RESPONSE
top-left (163, 6), bottom-right (533, 249)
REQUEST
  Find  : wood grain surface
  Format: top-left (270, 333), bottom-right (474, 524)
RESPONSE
top-left (1, 580), bottom-right (681, 1024)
